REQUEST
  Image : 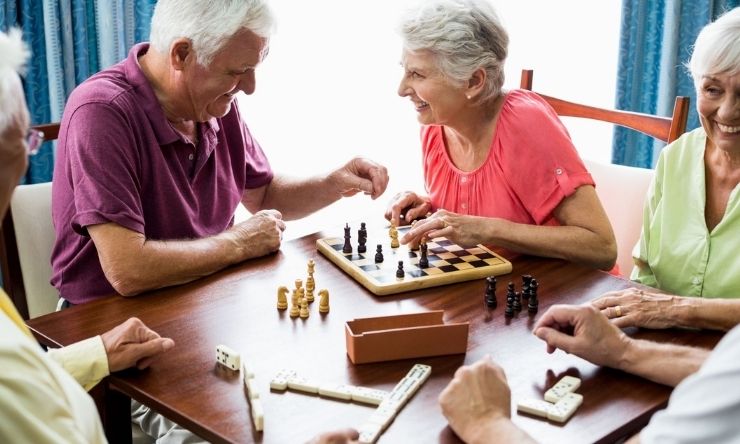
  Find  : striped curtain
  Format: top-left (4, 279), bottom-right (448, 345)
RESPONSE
top-left (0, 0), bottom-right (156, 184)
top-left (612, 0), bottom-right (739, 168)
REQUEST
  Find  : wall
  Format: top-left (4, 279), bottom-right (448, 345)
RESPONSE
top-left (236, 0), bottom-right (621, 236)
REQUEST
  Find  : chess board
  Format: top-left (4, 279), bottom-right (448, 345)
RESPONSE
top-left (316, 226), bottom-right (512, 296)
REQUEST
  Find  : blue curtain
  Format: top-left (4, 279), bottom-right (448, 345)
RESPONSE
top-left (0, 0), bottom-right (156, 184)
top-left (613, 0), bottom-right (739, 168)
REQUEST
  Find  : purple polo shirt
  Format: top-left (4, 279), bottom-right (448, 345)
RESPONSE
top-left (51, 43), bottom-right (273, 304)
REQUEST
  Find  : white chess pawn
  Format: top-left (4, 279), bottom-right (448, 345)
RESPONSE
top-left (299, 297), bottom-right (310, 319)
top-left (318, 289), bottom-right (330, 313)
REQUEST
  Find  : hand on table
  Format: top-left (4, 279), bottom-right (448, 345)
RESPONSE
top-left (101, 317), bottom-right (175, 372)
top-left (306, 428), bottom-right (359, 444)
top-left (327, 157), bottom-right (389, 200)
top-left (533, 305), bottom-right (631, 369)
top-left (230, 209), bottom-right (286, 259)
top-left (592, 288), bottom-right (680, 329)
top-left (385, 191), bottom-right (432, 227)
top-left (438, 355), bottom-right (511, 443)
top-left (399, 210), bottom-right (489, 247)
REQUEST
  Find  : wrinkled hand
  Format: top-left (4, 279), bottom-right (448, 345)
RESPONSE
top-left (231, 209), bottom-right (286, 259)
top-left (400, 210), bottom-right (489, 247)
top-left (305, 428), bottom-right (359, 444)
top-left (592, 288), bottom-right (679, 329)
top-left (385, 191), bottom-right (432, 228)
top-left (439, 356), bottom-right (510, 443)
top-left (533, 305), bottom-right (631, 369)
top-left (328, 157), bottom-right (389, 200)
top-left (101, 317), bottom-right (175, 372)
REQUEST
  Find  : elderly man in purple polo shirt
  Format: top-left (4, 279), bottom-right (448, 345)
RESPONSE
top-left (50, 0), bottom-right (389, 306)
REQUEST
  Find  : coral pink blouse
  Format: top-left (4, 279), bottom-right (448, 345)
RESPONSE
top-left (422, 89), bottom-right (593, 226)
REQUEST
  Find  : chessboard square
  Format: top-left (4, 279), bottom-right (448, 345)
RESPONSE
top-left (407, 251), bottom-right (418, 258)
top-left (438, 265), bottom-right (459, 273)
top-left (476, 252), bottom-right (495, 260)
top-left (484, 258), bottom-right (505, 265)
top-left (423, 267), bottom-right (445, 275)
top-left (444, 257), bottom-right (464, 264)
top-left (450, 249), bottom-right (469, 256)
top-left (353, 258), bottom-right (375, 266)
top-left (467, 247), bottom-right (486, 255)
top-left (360, 264), bottom-right (382, 272)
top-left (433, 239), bottom-right (455, 247)
top-left (374, 274), bottom-right (397, 284)
top-left (407, 269), bottom-right (427, 278)
top-left (467, 260), bottom-right (489, 268)
top-left (459, 255), bottom-right (480, 262)
top-left (435, 252), bottom-right (458, 260)
top-left (453, 262), bottom-right (474, 270)
top-left (430, 260), bottom-right (450, 267)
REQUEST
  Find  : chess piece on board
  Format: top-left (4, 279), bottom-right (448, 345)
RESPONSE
top-left (343, 223), bottom-right (353, 254)
top-left (306, 259), bottom-right (316, 302)
top-left (276, 286), bottom-right (288, 310)
top-left (389, 223), bottom-right (400, 248)
top-left (357, 228), bottom-right (367, 253)
top-left (375, 244), bottom-right (384, 263)
top-left (418, 240), bottom-right (429, 268)
top-left (396, 261), bottom-right (405, 279)
top-left (318, 289), bottom-right (330, 313)
top-left (484, 276), bottom-right (497, 309)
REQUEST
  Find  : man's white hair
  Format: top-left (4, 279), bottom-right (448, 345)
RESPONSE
top-left (0, 28), bottom-right (30, 132)
top-left (149, 0), bottom-right (276, 66)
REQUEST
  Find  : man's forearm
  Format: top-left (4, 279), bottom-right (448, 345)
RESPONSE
top-left (618, 338), bottom-right (710, 387)
top-left (260, 175), bottom-right (340, 220)
top-left (681, 298), bottom-right (740, 331)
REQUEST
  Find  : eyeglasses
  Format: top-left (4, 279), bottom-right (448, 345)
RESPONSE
top-left (26, 128), bottom-right (45, 156)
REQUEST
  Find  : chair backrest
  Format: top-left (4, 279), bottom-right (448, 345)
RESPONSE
top-left (0, 123), bottom-right (60, 319)
top-left (519, 70), bottom-right (689, 275)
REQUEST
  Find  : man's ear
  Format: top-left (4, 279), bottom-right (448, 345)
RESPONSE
top-left (466, 68), bottom-right (487, 100)
top-left (170, 38), bottom-right (194, 71)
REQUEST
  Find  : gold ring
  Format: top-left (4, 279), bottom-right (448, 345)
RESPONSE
top-left (615, 305), bottom-right (622, 317)
top-left (441, 220), bottom-right (448, 228)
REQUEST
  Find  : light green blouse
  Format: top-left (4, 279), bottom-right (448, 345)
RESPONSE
top-left (631, 128), bottom-right (740, 299)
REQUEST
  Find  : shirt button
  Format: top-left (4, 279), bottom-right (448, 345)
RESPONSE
top-left (188, 153), bottom-right (194, 161)
top-left (461, 203), bottom-right (467, 209)
top-left (461, 176), bottom-right (468, 183)
top-left (691, 277), bottom-right (701, 285)
top-left (555, 168), bottom-right (563, 175)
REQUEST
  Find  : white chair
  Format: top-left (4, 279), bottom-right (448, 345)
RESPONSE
top-left (8, 181), bottom-right (58, 318)
top-left (584, 159), bottom-right (654, 276)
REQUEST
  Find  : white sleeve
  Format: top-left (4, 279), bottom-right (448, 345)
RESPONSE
top-left (640, 326), bottom-right (740, 444)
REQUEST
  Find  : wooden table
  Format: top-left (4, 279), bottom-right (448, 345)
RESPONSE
top-left (27, 229), bottom-right (723, 444)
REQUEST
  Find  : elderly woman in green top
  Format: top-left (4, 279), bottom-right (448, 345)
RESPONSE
top-left (594, 7), bottom-right (740, 332)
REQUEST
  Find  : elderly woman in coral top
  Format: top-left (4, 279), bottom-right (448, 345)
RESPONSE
top-left (386, 0), bottom-right (617, 271)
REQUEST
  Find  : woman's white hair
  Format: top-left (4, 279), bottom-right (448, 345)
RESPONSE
top-left (0, 28), bottom-right (30, 132)
top-left (399, 0), bottom-right (508, 103)
top-left (689, 7), bottom-right (740, 84)
top-left (149, 0), bottom-right (276, 66)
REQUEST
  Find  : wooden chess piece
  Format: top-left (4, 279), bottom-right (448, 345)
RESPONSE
top-left (318, 289), bottom-right (330, 313)
top-left (276, 286), bottom-right (288, 310)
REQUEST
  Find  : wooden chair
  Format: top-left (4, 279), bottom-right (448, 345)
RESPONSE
top-left (519, 70), bottom-right (690, 276)
top-left (0, 123), bottom-right (60, 319)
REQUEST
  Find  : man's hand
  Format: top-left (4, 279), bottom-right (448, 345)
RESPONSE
top-left (305, 428), bottom-right (359, 444)
top-left (385, 191), bottom-right (432, 228)
top-left (229, 209), bottom-right (286, 260)
top-left (439, 356), bottom-right (511, 443)
top-left (101, 317), bottom-right (175, 372)
top-left (327, 157), bottom-right (389, 200)
top-left (533, 305), bottom-right (632, 369)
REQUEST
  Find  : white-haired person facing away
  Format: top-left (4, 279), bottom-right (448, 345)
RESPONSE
top-left (593, 7), bottom-right (740, 332)
top-left (0, 28), bottom-right (176, 444)
top-left (50, 0), bottom-right (389, 307)
top-left (386, 0), bottom-right (617, 272)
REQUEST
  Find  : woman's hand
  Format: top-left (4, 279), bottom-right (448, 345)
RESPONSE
top-left (385, 191), bottom-right (432, 227)
top-left (591, 288), bottom-right (682, 329)
top-left (399, 210), bottom-right (492, 247)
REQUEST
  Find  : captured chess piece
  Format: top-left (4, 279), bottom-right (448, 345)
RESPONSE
top-left (342, 223), bottom-right (352, 254)
top-left (513, 291), bottom-right (522, 312)
top-left (528, 279), bottom-right (539, 314)
top-left (521, 274), bottom-right (533, 301)
top-left (318, 289), bottom-right (330, 313)
top-left (504, 282), bottom-right (515, 318)
top-left (306, 259), bottom-right (316, 302)
top-left (396, 261), bottom-right (405, 279)
top-left (389, 223), bottom-right (400, 248)
top-left (289, 291), bottom-right (300, 318)
top-left (299, 297), bottom-right (310, 319)
top-left (375, 244), bottom-right (384, 263)
top-left (276, 286), bottom-right (289, 310)
top-left (484, 276), bottom-right (497, 309)
top-left (418, 240), bottom-right (429, 268)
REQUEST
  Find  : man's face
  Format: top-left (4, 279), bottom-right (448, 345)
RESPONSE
top-left (0, 74), bottom-right (29, 216)
top-left (181, 29), bottom-right (269, 122)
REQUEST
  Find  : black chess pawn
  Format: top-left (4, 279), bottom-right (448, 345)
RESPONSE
top-left (504, 282), bottom-right (515, 317)
top-left (374, 244), bottom-right (384, 263)
top-left (357, 228), bottom-right (367, 253)
top-left (418, 242), bottom-right (429, 268)
top-left (484, 276), bottom-right (497, 309)
top-left (359, 222), bottom-right (367, 240)
top-left (396, 261), bottom-right (405, 278)
top-left (342, 223), bottom-right (352, 254)
top-left (521, 274), bottom-right (533, 300)
top-left (528, 279), bottom-right (539, 314)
